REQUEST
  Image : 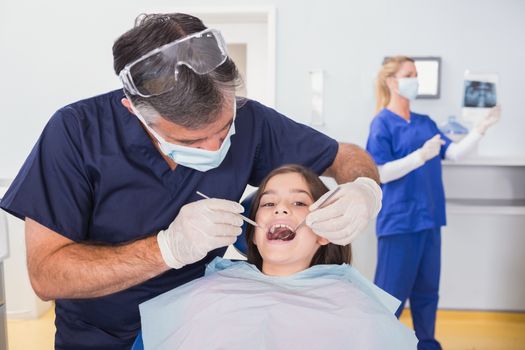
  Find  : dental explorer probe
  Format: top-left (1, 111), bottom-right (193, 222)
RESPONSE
top-left (195, 191), bottom-right (261, 228)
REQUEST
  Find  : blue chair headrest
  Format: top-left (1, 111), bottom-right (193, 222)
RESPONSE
top-left (233, 191), bottom-right (257, 255)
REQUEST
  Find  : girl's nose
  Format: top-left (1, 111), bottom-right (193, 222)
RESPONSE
top-left (274, 207), bottom-right (289, 215)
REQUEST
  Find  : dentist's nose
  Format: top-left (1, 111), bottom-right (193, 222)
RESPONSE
top-left (200, 136), bottom-right (223, 151)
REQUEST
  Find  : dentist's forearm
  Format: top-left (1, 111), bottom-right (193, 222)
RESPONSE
top-left (25, 218), bottom-right (169, 300)
top-left (324, 143), bottom-right (380, 184)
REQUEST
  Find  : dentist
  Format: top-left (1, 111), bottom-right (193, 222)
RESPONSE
top-left (0, 13), bottom-right (381, 349)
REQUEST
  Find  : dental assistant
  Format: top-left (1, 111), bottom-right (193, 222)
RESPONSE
top-left (0, 13), bottom-right (381, 350)
top-left (366, 56), bottom-right (500, 350)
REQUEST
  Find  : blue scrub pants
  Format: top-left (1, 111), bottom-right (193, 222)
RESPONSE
top-left (374, 228), bottom-right (442, 350)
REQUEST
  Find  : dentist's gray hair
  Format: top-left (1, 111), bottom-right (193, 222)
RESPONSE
top-left (113, 13), bottom-right (243, 129)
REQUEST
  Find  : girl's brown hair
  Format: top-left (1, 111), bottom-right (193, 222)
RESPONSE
top-left (245, 164), bottom-right (352, 271)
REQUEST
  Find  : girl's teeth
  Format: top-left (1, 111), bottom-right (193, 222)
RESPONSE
top-left (269, 224), bottom-right (293, 234)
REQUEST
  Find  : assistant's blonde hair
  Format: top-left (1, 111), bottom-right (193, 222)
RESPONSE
top-left (375, 56), bottom-right (414, 113)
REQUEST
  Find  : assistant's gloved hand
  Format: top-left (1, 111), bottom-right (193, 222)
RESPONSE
top-left (417, 134), bottom-right (446, 162)
top-left (305, 177), bottom-right (382, 245)
top-left (476, 105), bottom-right (501, 135)
top-left (157, 199), bottom-right (244, 269)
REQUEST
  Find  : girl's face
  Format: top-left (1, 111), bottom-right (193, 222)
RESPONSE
top-left (253, 172), bottom-right (329, 276)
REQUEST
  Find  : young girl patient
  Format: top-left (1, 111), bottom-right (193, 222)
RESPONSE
top-left (139, 165), bottom-right (417, 349)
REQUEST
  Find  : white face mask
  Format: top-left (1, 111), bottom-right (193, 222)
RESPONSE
top-left (131, 101), bottom-right (236, 172)
top-left (397, 77), bottom-right (419, 100)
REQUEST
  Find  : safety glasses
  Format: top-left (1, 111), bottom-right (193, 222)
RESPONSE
top-left (119, 28), bottom-right (228, 97)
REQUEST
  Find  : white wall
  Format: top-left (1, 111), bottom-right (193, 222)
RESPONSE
top-left (273, 0), bottom-right (524, 154)
top-left (0, 184), bottom-right (52, 318)
top-left (1, 0), bottom-right (524, 179)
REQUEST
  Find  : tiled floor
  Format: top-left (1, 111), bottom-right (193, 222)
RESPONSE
top-left (6, 306), bottom-right (525, 349)
top-left (7, 306), bottom-right (54, 349)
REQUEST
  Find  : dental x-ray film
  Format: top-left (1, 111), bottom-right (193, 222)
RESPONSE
top-left (461, 71), bottom-right (498, 127)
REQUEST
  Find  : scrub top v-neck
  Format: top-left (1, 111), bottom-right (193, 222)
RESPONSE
top-left (127, 110), bottom-right (201, 198)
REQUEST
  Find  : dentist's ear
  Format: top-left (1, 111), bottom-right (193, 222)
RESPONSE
top-left (121, 98), bottom-right (135, 114)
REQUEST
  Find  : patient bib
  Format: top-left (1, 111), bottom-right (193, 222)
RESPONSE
top-left (140, 258), bottom-right (417, 349)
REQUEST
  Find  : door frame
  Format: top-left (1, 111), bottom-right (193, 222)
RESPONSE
top-left (147, 6), bottom-right (277, 107)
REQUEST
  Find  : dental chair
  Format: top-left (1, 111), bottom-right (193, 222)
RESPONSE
top-left (131, 193), bottom-right (254, 350)
top-left (231, 193), bottom-right (253, 257)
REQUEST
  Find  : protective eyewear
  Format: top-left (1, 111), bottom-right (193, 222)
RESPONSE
top-left (119, 28), bottom-right (228, 97)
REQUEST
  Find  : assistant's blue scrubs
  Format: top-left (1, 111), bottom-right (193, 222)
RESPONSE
top-left (0, 90), bottom-right (338, 350)
top-left (366, 108), bottom-right (452, 350)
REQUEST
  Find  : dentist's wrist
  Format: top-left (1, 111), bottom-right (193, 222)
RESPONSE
top-left (157, 230), bottom-right (185, 269)
top-left (353, 177), bottom-right (383, 217)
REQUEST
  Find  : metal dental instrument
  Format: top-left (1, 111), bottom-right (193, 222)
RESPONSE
top-left (196, 191), bottom-right (260, 228)
top-left (293, 186), bottom-right (342, 233)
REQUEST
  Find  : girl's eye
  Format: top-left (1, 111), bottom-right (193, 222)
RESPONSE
top-left (293, 201), bottom-right (307, 207)
top-left (260, 202), bottom-right (274, 208)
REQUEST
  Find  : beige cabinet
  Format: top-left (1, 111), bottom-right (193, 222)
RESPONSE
top-left (440, 157), bottom-right (525, 311)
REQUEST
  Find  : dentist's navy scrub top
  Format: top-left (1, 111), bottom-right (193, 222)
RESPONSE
top-left (366, 108), bottom-right (452, 237)
top-left (0, 89), bottom-right (338, 349)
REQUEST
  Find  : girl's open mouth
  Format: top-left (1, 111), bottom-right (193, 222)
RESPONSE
top-left (267, 224), bottom-right (296, 241)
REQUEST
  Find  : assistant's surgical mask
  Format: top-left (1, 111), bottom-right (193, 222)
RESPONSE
top-left (130, 100), bottom-right (236, 172)
top-left (397, 77), bottom-right (419, 100)
top-left (119, 28), bottom-right (228, 98)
